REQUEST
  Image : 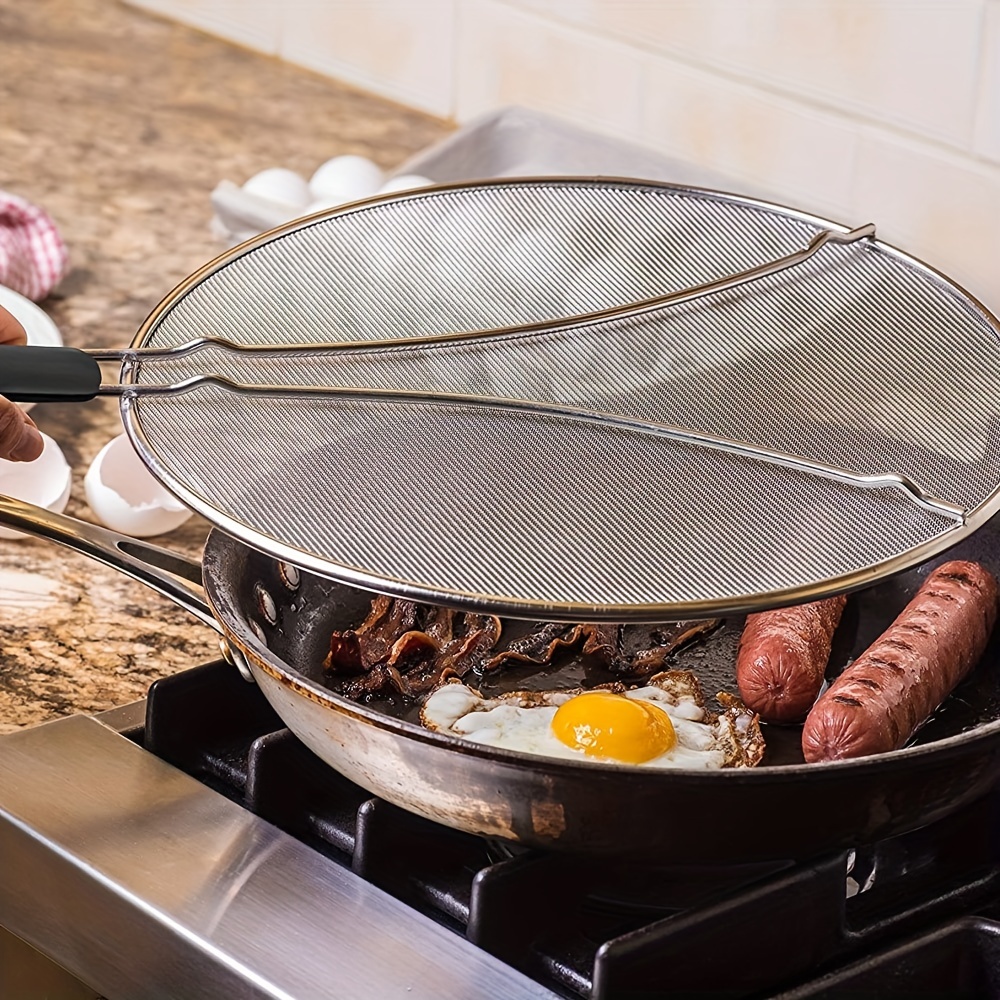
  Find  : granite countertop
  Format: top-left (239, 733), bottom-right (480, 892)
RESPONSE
top-left (0, 0), bottom-right (450, 731)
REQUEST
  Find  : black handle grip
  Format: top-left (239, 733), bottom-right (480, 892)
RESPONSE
top-left (0, 345), bottom-right (102, 402)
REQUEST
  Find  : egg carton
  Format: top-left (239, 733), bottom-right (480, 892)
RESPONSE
top-left (210, 157), bottom-right (432, 247)
top-left (210, 106), bottom-right (755, 246)
top-left (393, 105), bottom-right (751, 192)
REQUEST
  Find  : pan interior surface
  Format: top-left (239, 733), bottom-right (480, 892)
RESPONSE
top-left (124, 179), bottom-right (1000, 618)
top-left (205, 520), bottom-right (1000, 774)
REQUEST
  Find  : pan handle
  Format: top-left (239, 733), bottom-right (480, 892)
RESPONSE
top-left (0, 493), bottom-right (221, 633)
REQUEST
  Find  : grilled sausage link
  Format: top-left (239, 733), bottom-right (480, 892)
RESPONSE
top-left (801, 561), bottom-right (999, 762)
top-left (736, 596), bottom-right (847, 723)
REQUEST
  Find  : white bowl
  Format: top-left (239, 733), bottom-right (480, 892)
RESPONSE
top-left (0, 284), bottom-right (62, 349)
top-left (0, 432), bottom-right (72, 540)
top-left (84, 433), bottom-right (192, 537)
top-left (0, 284), bottom-right (64, 414)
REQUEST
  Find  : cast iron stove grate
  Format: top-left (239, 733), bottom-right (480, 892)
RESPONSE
top-left (133, 660), bottom-right (1000, 999)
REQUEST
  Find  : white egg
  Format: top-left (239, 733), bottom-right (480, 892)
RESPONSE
top-left (377, 174), bottom-right (434, 195)
top-left (309, 155), bottom-right (384, 204)
top-left (84, 433), bottom-right (192, 537)
top-left (241, 168), bottom-right (312, 209)
top-left (0, 433), bottom-right (72, 540)
top-left (421, 671), bottom-right (765, 770)
top-left (301, 197), bottom-right (345, 216)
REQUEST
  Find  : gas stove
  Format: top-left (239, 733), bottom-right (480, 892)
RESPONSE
top-left (3, 658), bottom-right (1000, 999)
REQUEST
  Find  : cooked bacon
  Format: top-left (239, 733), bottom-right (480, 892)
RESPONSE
top-left (622, 620), bottom-right (722, 677)
top-left (485, 622), bottom-right (580, 670)
top-left (580, 623), bottom-right (624, 669)
top-left (437, 614), bottom-right (502, 676)
top-left (327, 596), bottom-right (721, 701)
top-left (357, 595), bottom-right (393, 633)
top-left (484, 621), bottom-right (624, 670)
top-left (364, 599), bottom-right (418, 661)
top-left (384, 629), bottom-right (440, 669)
top-left (340, 662), bottom-right (408, 699)
top-left (421, 606), bottom-right (455, 644)
top-left (323, 598), bottom-right (418, 674)
top-left (328, 602), bottom-right (503, 699)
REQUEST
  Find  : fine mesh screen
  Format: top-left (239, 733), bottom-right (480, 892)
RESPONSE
top-left (123, 179), bottom-right (1000, 618)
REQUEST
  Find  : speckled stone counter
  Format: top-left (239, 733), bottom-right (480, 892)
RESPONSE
top-left (0, 0), bottom-right (450, 731)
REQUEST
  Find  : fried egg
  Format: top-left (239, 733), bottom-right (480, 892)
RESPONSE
top-left (420, 670), bottom-right (764, 769)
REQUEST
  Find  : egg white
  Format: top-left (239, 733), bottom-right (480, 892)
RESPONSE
top-left (421, 671), bottom-right (764, 770)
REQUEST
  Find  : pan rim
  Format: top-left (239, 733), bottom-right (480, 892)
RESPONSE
top-left (119, 174), bottom-right (1000, 622)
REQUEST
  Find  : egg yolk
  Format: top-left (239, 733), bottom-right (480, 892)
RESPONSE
top-left (551, 691), bottom-right (676, 763)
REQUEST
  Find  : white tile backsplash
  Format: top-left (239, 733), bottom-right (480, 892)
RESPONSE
top-left (122, 0), bottom-right (1000, 312)
top-left (129, 0), bottom-right (282, 54)
top-left (126, 0), bottom-right (280, 54)
top-left (641, 57), bottom-right (859, 220)
top-left (278, 0), bottom-right (456, 118)
top-left (508, 0), bottom-right (986, 150)
top-left (974, 3), bottom-right (1000, 163)
top-left (852, 129), bottom-right (1000, 307)
top-left (455, 0), bottom-right (643, 139)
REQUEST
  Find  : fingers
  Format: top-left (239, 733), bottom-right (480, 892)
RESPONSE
top-left (0, 304), bottom-right (43, 462)
top-left (0, 398), bottom-right (43, 462)
top-left (0, 304), bottom-right (27, 346)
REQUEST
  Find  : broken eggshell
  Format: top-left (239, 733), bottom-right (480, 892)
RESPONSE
top-left (84, 433), bottom-right (192, 537)
top-left (0, 432), bottom-right (72, 540)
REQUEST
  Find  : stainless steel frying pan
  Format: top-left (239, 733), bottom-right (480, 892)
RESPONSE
top-left (4, 493), bottom-right (1000, 863)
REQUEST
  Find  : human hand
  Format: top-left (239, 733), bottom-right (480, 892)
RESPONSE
top-left (0, 304), bottom-right (44, 462)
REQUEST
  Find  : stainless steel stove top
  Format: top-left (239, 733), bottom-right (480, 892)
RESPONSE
top-left (0, 701), bottom-right (556, 999)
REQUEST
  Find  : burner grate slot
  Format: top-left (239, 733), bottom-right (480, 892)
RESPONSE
top-left (590, 855), bottom-right (847, 1000)
top-left (246, 728), bottom-right (366, 859)
top-left (776, 916), bottom-right (1000, 998)
top-left (353, 798), bottom-right (488, 927)
top-left (144, 660), bottom-right (283, 800)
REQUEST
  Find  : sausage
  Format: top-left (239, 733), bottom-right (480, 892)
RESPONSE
top-left (736, 596), bottom-right (847, 723)
top-left (801, 560), bottom-right (999, 763)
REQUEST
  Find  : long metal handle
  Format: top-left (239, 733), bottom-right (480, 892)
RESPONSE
top-left (105, 376), bottom-right (966, 524)
top-left (0, 494), bottom-right (220, 631)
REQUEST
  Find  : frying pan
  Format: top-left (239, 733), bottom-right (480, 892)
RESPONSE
top-left (3, 492), bottom-right (1000, 863)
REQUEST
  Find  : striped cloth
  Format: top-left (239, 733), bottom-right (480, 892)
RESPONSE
top-left (0, 190), bottom-right (68, 301)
